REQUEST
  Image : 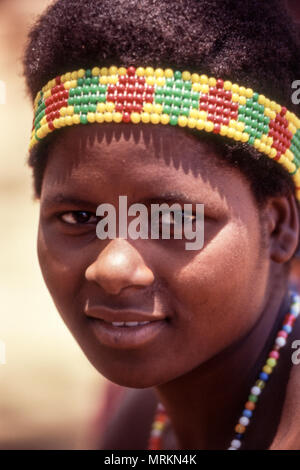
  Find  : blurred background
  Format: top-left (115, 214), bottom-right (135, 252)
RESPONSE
top-left (1, 0), bottom-right (300, 450)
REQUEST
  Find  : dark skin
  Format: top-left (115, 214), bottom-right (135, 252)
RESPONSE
top-left (37, 123), bottom-right (300, 449)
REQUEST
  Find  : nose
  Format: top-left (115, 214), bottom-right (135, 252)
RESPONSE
top-left (85, 239), bottom-right (154, 295)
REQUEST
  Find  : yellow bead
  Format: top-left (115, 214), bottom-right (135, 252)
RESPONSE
top-left (232, 84), bottom-right (239, 94)
top-left (104, 112), bottom-right (113, 122)
top-left (208, 77), bottom-right (216, 87)
top-left (196, 119), bottom-right (205, 130)
top-left (160, 114), bottom-right (170, 125)
top-left (270, 100), bottom-right (277, 111)
top-left (187, 118), bottom-right (197, 128)
top-left (264, 145), bottom-right (271, 155)
top-left (106, 102), bottom-right (115, 112)
top-left (192, 83), bottom-right (201, 92)
top-left (92, 67), bottom-right (100, 76)
top-left (87, 113), bottom-right (95, 123)
top-left (65, 115), bottom-right (73, 126)
top-left (198, 110), bottom-right (207, 120)
top-left (164, 69), bottom-right (174, 78)
top-left (71, 71), bottom-right (78, 80)
top-left (200, 84), bottom-right (209, 94)
top-left (150, 113), bottom-right (160, 124)
top-left (241, 132), bottom-right (249, 143)
top-left (254, 138), bottom-right (261, 149)
top-left (97, 103), bottom-right (106, 113)
top-left (153, 421), bottom-right (164, 431)
top-left (144, 103), bottom-right (153, 113)
top-left (41, 116), bottom-right (47, 126)
top-left (229, 119), bottom-right (237, 129)
top-left (100, 67), bottom-right (108, 76)
top-left (227, 128), bottom-right (236, 138)
top-left (258, 94), bottom-right (266, 105)
top-left (95, 113), bottom-right (104, 123)
top-left (72, 115), bottom-right (80, 125)
top-left (189, 109), bottom-right (199, 119)
top-left (270, 148), bottom-right (277, 158)
top-left (154, 68), bottom-right (164, 77)
top-left (66, 106), bottom-right (74, 116)
top-left (78, 69), bottom-right (85, 78)
top-left (182, 71), bottom-right (191, 81)
top-left (200, 74), bottom-right (208, 84)
top-left (239, 96), bottom-right (246, 105)
top-left (113, 112), bottom-right (122, 123)
top-left (146, 76), bottom-right (155, 86)
top-left (64, 81), bottom-right (72, 90)
top-left (99, 76), bottom-right (108, 85)
top-left (232, 93), bottom-right (239, 102)
top-left (178, 116), bottom-right (188, 127)
top-left (239, 86), bottom-right (246, 96)
top-left (59, 117), bottom-right (66, 127)
top-left (141, 112), bottom-right (150, 123)
top-left (108, 75), bottom-right (118, 84)
top-left (43, 90), bottom-right (51, 99)
top-left (275, 103), bottom-right (281, 114)
top-left (109, 66), bottom-right (118, 75)
top-left (118, 67), bottom-right (127, 76)
top-left (288, 122), bottom-right (297, 134)
top-left (135, 67), bottom-right (145, 76)
top-left (236, 121), bottom-right (245, 132)
top-left (53, 119), bottom-right (61, 129)
top-left (224, 81), bottom-right (232, 91)
top-left (261, 134), bottom-right (268, 143)
top-left (60, 107), bottom-right (67, 117)
top-left (191, 73), bottom-right (200, 83)
top-left (266, 358), bottom-right (277, 368)
top-left (285, 149), bottom-right (293, 161)
top-left (245, 88), bottom-right (253, 98)
top-left (70, 80), bottom-right (77, 89)
top-left (145, 67), bottom-right (154, 76)
top-left (156, 77), bottom-right (165, 87)
top-left (153, 104), bottom-right (163, 114)
top-left (258, 142), bottom-right (266, 153)
top-left (131, 112), bottom-right (141, 124)
top-left (205, 121), bottom-right (214, 132)
top-left (233, 131), bottom-right (242, 141)
top-left (220, 125), bottom-right (228, 136)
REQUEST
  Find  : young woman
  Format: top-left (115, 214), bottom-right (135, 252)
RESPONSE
top-left (23, 0), bottom-right (300, 449)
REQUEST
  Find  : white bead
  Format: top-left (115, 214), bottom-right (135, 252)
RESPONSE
top-left (251, 386), bottom-right (261, 396)
top-left (231, 439), bottom-right (241, 449)
top-left (291, 305), bottom-right (299, 317)
top-left (239, 416), bottom-right (250, 426)
top-left (228, 447), bottom-right (237, 450)
top-left (275, 337), bottom-right (286, 348)
top-left (150, 429), bottom-right (162, 437)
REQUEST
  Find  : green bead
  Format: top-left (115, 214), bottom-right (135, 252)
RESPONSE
top-left (252, 92), bottom-right (259, 102)
top-left (155, 87), bottom-right (164, 95)
top-left (98, 85), bottom-right (107, 94)
top-left (263, 116), bottom-right (270, 125)
top-left (239, 106), bottom-right (246, 115)
top-left (173, 88), bottom-right (182, 98)
top-left (249, 136), bottom-right (255, 145)
top-left (85, 69), bottom-right (92, 78)
top-left (69, 88), bottom-right (75, 97)
top-left (248, 394), bottom-right (258, 402)
top-left (174, 71), bottom-right (182, 80)
top-left (258, 104), bottom-right (264, 114)
top-left (84, 78), bottom-right (92, 86)
top-left (253, 102), bottom-right (260, 111)
top-left (77, 78), bottom-right (84, 87)
top-left (88, 104), bottom-right (97, 112)
top-left (266, 358), bottom-right (277, 368)
top-left (257, 114), bottom-right (264, 123)
top-left (164, 96), bottom-right (173, 106)
top-left (80, 104), bottom-right (89, 114)
top-left (98, 94), bottom-right (106, 102)
top-left (191, 91), bottom-right (199, 100)
top-left (245, 126), bottom-right (252, 134)
top-left (246, 99), bottom-right (253, 108)
top-left (251, 110), bottom-right (259, 120)
top-left (68, 97), bottom-right (75, 106)
top-left (170, 115), bottom-right (178, 125)
top-left (191, 100), bottom-right (199, 109)
top-left (238, 115), bottom-right (246, 123)
top-left (155, 96), bottom-right (163, 104)
top-left (74, 96), bottom-right (81, 105)
top-left (256, 380), bottom-right (265, 389)
top-left (74, 105), bottom-right (81, 114)
top-left (183, 98), bottom-right (192, 108)
top-left (90, 95), bottom-right (98, 104)
top-left (91, 77), bottom-right (99, 85)
top-left (83, 86), bottom-right (90, 95)
top-left (181, 107), bottom-right (190, 117)
top-left (183, 81), bottom-right (192, 90)
top-left (175, 79), bottom-right (184, 89)
top-left (183, 90), bottom-right (191, 99)
top-left (81, 95), bottom-right (90, 104)
top-left (163, 105), bottom-right (172, 115)
top-left (257, 123), bottom-right (264, 132)
top-left (174, 96), bottom-right (182, 106)
top-left (80, 114), bottom-right (88, 124)
top-left (164, 87), bottom-right (173, 96)
top-left (166, 78), bottom-right (174, 87)
top-left (171, 106), bottom-right (181, 116)
top-left (75, 87), bottom-right (82, 96)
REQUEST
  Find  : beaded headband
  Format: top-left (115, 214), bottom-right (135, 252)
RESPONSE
top-left (30, 66), bottom-right (300, 200)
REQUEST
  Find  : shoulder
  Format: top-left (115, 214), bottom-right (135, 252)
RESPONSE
top-left (98, 386), bottom-right (158, 450)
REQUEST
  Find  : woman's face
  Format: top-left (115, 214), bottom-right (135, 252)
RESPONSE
top-left (37, 123), bottom-right (270, 387)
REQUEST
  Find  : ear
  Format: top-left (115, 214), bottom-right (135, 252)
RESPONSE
top-left (262, 194), bottom-right (300, 263)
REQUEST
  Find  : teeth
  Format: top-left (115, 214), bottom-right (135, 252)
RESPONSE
top-left (110, 321), bottom-right (150, 327)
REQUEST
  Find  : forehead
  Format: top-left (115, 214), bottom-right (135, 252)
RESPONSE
top-left (41, 123), bottom-right (253, 211)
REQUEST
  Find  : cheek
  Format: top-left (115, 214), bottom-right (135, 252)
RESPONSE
top-left (166, 218), bottom-right (269, 360)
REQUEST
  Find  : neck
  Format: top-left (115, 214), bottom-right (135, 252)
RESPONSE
top-left (153, 276), bottom-right (294, 450)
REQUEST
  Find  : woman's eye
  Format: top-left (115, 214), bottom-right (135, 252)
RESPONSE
top-left (160, 210), bottom-right (195, 226)
top-left (60, 211), bottom-right (98, 225)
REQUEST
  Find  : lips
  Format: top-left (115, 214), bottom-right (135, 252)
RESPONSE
top-left (85, 304), bottom-right (168, 349)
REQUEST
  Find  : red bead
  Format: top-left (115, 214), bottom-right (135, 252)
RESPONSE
top-left (108, 84), bottom-right (116, 93)
top-left (230, 111), bottom-right (238, 119)
top-left (45, 97), bottom-right (53, 107)
top-left (207, 113), bottom-right (215, 122)
top-left (224, 90), bottom-right (232, 101)
top-left (107, 93), bottom-right (115, 102)
top-left (231, 102), bottom-right (239, 111)
top-left (217, 89), bottom-right (226, 98)
top-left (277, 330), bottom-right (288, 338)
top-left (223, 107), bottom-right (230, 116)
top-left (135, 93), bottom-right (143, 103)
top-left (214, 116), bottom-right (222, 124)
top-left (274, 151), bottom-right (281, 160)
top-left (145, 93), bottom-right (154, 103)
top-left (200, 103), bottom-right (208, 111)
top-left (124, 103), bottom-right (133, 112)
top-left (127, 66), bottom-right (136, 76)
top-left (208, 104), bottom-right (216, 113)
top-left (119, 75), bottom-right (127, 84)
top-left (208, 96), bottom-right (217, 105)
top-left (213, 124), bottom-right (221, 133)
top-left (269, 350), bottom-right (280, 359)
top-left (46, 114), bottom-right (52, 122)
top-left (281, 106), bottom-right (287, 116)
top-left (216, 79), bottom-right (224, 89)
top-left (117, 93), bottom-right (125, 102)
top-left (210, 87), bottom-right (217, 96)
top-left (122, 112), bottom-right (131, 123)
top-left (126, 93), bottom-right (134, 102)
top-left (200, 94), bottom-right (209, 103)
top-left (222, 117), bottom-right (229, 125)
top-left (138, 76), bottom-right (146, 84)
top-left (45, 106), bottom-right (52, 115)
top-left (127, 84), bottom-right (135, 93)
top-left (115, 103), bottom-right (123, 112)
top-left (133, 103), bottom-right (142, 112)
top-left (136, 84), bottom-right (145, 93)
top-left (48, 121), bottom-right (55, 130)
top-left (146, 85), bottom-right (154, 93)
top-left (55, 76), bottom-right (61, 85)
top-left (117, 84), bottom-right (125, 92)
top-left (55, 111), bottom-right (60, 119)
top-left (128, 76), bottom-right (137, 85)
top-left (58, 91), bottom-right (64, 100)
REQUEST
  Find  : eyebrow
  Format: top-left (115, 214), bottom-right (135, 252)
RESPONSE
top-left (42, 193), bottom-right (98, 209)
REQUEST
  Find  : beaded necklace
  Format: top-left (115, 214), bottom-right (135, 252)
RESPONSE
top-left (148, 290), bottom-right (300, 450)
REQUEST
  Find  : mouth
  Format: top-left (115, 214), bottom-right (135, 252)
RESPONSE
top-left (85, 305), bottom-right (169, 349)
